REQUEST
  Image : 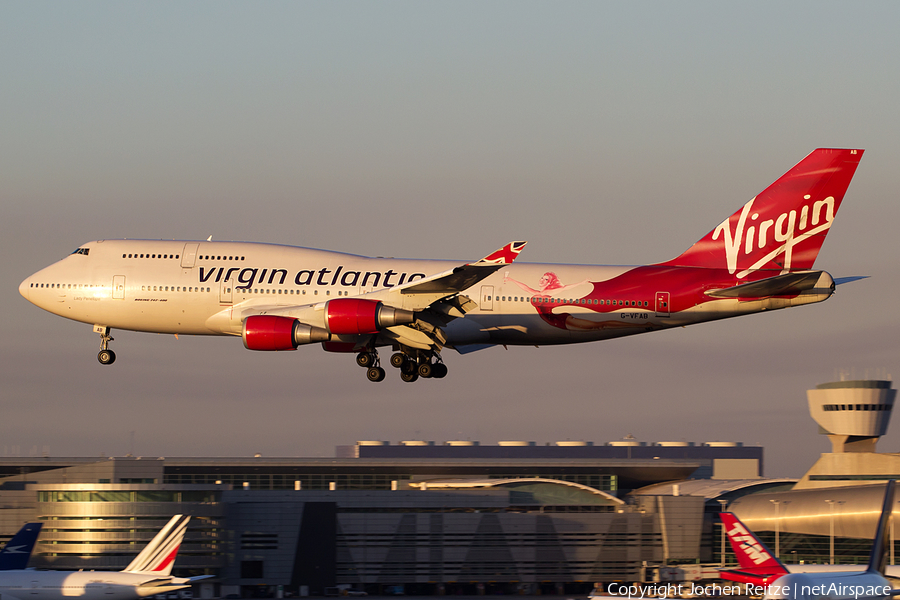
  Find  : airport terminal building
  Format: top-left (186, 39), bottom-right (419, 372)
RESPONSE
top-left (0, 440), bottom-right (759, 596)
top-left (2, 379), bottom-right (900, 596)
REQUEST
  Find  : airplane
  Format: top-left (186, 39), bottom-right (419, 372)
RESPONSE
top-left (0, 514), bottom-right (208, 600)
top-left (720, 510), bottom-right (900, 581)
top-left (719, 481), bottom-right (900, 600)
top-left (19, 148), bottom-right (864, 383)
top-left (0, 522), bottom-right (42, 570)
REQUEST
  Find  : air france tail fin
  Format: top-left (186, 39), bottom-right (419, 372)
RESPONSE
top-left (719, 512), bottom-right (788, 584)
top-left (0, 522), bottom-right (43, 570)
top-left (662, 148), bottom-right (864, 279)
top-left (866, 480), bottom-right (895, 575)
top-left (123, 515), bottom-right (190, 576)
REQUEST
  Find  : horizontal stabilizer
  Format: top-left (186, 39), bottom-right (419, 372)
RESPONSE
top-left (706, 271), bottom-right (828, 299)
top-left (834, 275), bottom-right (869, 285)
top-left (719, 568), bottom-right (783, 585)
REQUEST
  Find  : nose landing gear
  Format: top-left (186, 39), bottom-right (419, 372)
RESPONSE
top-left (95, 326), bottom-right (116, 365)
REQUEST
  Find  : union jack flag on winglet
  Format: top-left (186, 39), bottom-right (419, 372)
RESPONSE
top-left (472, 241), bottom-right (527, 266)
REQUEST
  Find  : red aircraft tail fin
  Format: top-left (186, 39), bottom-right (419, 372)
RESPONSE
top-left (720, 512), bottom-right (789, 580)
top-left (662, 148), bottom-right (863, 278)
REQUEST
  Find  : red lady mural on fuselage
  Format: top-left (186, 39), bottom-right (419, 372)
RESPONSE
top-left (504, 271), bottom-right (646, 332)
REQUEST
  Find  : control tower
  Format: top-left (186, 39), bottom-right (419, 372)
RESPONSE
top-left (808, 380), bottom-right (896, 453)
top-left (795, 378), bottom-right (897, 489)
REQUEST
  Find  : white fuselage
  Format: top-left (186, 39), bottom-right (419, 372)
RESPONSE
top-left (0, 569), bottom-right (188, 600)
top-left (763, 571), bottom-right (893, 600)
top-left (19, 240), bottom-right (833, 350)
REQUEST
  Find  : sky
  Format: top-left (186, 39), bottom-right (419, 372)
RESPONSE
top-left (2, 2), bottom-right (900, 478)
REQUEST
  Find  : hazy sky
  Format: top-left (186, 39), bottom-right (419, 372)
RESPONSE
top-left (3, 2), bottom-right (900, 478)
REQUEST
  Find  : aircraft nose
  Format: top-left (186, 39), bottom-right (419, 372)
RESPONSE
top-left (19, 277), bottom-right (31, 301)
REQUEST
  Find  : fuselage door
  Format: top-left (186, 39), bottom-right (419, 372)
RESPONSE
top-left (181, 243), bottom-right (199, 268)
top-left (219, 277), bottom-right (233, 305)
top-left (655, 291), bottom-right (670, 317)
top-left (480, 285), bottom-right (494, 311)
top-left (113, 275), bottom-right (126, 300)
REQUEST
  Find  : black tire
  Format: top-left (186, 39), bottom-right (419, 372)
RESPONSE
top-left (432, 363), bottom-right (448, 378)
top-left (366, 367), bottom-right (385, 382)
top-left (356, 352), bottom-right (374, 368)
top-left (390, 353), bottom-right (406, 368)
top-left (400, 370), bottom-right (419, 383)
top-left (98, 349), bottom-right (116, 365)
top-left (418, 363), bottom-right (433, 378)
top-left (400, 359), bottom-right (417, 375)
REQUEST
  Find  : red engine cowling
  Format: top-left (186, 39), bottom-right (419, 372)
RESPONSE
top-left (242, 315), bottom-right (329, 351)
top-left (324, 299), bottom-right (415, 335)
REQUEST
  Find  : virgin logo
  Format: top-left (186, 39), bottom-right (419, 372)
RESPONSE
top-left (713, 195), bottom-right (835, 278)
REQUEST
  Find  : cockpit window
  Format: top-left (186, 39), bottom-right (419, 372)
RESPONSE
top-left (71, 248), bottom-right (90, 256)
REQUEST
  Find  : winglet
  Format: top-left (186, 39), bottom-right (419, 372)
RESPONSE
top-left (471, 241), bottom-right (527, 266)
top-left (867, 480), bottom-right (895, 575)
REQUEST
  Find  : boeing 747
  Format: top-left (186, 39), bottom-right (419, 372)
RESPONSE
top-left (19, 148), bottom-right (864, 382)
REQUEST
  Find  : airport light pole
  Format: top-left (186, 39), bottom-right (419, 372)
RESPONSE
top-left (770, 500), bottom-right (782, 560)
top-left (825, 500), bottom-right (835, 565)
top-left (892, 500), bottom-right (897, 566)
top-left (718, 499), bottom-right (729, 566)
top-left (825, 500), bottom-right (844, 565)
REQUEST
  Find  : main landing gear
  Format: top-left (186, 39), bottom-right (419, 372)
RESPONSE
top-left (391, 351), bottom-right (447, 383)
top-left (96, 326), bottom-right (116, 365)
top-left (356, 351), bottom-right (386, 382)
top-left (355, 350), bottom-right (448, 383)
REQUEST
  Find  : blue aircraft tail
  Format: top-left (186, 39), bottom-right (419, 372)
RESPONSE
top-left (0, 522), bottom-right (43, 570)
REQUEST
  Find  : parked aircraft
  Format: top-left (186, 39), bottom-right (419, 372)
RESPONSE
top-left (0, 523), bottom-right (42, 570)
top-left (720, 481), bottom-right (900, 600)
top-left (0, 515), bottom-right (206, 600)
top-left (20, 148), bottom-right (864, 382)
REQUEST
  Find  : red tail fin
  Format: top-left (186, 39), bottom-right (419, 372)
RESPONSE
top-left (662, 148), bottom-right (863, 278)
top-left (721, 512), bottom-right (788, 574)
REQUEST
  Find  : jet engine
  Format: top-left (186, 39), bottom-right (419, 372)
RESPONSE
top-left (242, 315), bottom-right (330, 351)
top-left (324, 298), bottom-right (415, 334)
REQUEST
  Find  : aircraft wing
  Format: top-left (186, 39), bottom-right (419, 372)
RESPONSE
top-left (374, 241), bottom-right (526, 351)
top-left (237, 242), bottom-right (527, 353)
top-left (394, 241), bottom-right (527, 295)
top-left (705, 270), bottom-right (830, 299)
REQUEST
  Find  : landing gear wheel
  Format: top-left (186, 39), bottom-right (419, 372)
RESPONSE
top-left (390, 353), bottom-right (406, 368)
top-left (356, 352), bottom-right (376, 368)
top-left (366, 367), bottom-right (386, 382)
top-left (400, 370), bottom-right (419, 383)
top-left (98, 349), bottom-right (116, 365)
top-left (418, 363), bottom-right (433, 378)
top-left (400, 359), bottom-right (417, 375)
top-left (432, 363), bottom-right (448, 378)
